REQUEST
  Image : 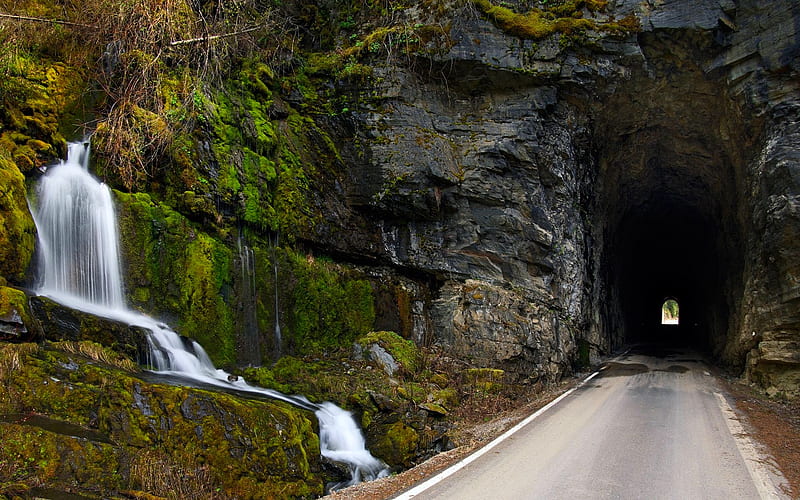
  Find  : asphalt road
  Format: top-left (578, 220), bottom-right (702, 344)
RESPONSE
top-left (398, 348), bottom-right (787, 500)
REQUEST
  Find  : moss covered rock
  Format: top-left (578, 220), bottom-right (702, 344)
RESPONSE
top-left (115, 191), bottom-right (236, 367)
top-left (356, 331), bottom-right (420, 375)
top-left (367, 420), bottom-right (420, 469)
top-left (464, 368), bottom-right (506, 394)
top-left (0, 341), bottom-right (324, 498)
top-left (0, 286), bottom-right (37, 342)
top-left (0, 156), bottom-right (36, 283)
top-left (286, 251), bottom-right (376, 354)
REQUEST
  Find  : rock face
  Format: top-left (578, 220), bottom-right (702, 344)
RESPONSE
top-left (0, 0), bottom-right (798, 398)
top-left (319, 0), bottom-right (800, 390)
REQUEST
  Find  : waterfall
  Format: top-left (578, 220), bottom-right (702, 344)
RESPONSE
top-left (31, 142), bottom-right (388, 487)
top-left (33, 142), bottom-right (125, 311)
top-left (237, 235), bottom-right (261, 366)
top-left (272, 233), bottom-right (282, 358)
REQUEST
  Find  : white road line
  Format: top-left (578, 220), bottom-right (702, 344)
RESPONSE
top-left (393, 370), bottom-right (601, 499)
top-left (714, 392), bottom-right (790, 499)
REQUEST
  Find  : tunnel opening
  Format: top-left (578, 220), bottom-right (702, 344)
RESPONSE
top-left (612, 202), bottom-right (724, 351)
top-left (661, 298), bottom-right (679, 325)
top-left (589, 30), bottom-right (751, 361)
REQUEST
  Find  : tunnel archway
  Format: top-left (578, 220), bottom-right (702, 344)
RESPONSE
top-left (661, 298), bottom-right (679, 325)
top-left (590, 31), bottom-right (750, 358)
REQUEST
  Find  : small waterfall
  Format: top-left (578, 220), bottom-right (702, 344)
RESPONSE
top-left (272, 233), bottom-right (282, 358)
top-left (33, 142), bottom-right (125, 311)
top-left (237, 234), bottom-right (261, 366)
top-left (31, 142), bottom-right (388, 487)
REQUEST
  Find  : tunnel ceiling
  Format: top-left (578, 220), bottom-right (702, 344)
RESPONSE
top-left (592, 31), bottom-right (750, 351)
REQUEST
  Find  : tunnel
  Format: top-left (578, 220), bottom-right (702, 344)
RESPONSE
top-left (591, 31), bottom-right (750, 359)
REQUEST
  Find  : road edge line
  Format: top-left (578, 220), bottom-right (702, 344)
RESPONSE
top-left (714, 391), bottom-right (790, 500)
top-left (393, 369), bottom-right (601, 499)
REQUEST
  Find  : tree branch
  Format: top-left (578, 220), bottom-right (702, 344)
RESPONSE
top-left (0, 12), bottom-right (94, 29)
top-left (169, 26), bottom-right (261, 46)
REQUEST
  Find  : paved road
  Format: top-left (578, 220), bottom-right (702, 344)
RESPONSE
top-left (398, 348), bottom-right (787, 500)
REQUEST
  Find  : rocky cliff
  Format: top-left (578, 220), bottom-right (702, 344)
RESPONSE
top-left (0, 0), bottom-right (798, 390)
top-left (314, 0), bottom-right (800, 393)
top-left (0, 1), bottom-right (799, 493)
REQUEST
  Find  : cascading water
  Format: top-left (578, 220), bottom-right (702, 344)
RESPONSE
top-left (272, 233), bottom-right (282, 358)
top-left (237, 234), bottom-right (261, 366)
top-left (33, 142), bottom-right (125, 311)
top-left (31, 142), bottom-right (388, 487)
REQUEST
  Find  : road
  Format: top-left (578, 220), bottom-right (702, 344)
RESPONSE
top-left (397, 348), bottom-right (788, 500)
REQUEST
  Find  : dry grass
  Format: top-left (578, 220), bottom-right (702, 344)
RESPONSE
top-left (128, 449), bottom-right (217, 500)
top-left (0, 343), bottom-right (38, 381)
top-left (50, 341), bottom-right (138, 372)
top-left (0, 0), bottom-right (294, 189)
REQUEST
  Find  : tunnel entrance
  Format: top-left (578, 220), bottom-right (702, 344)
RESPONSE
top-left (610, 202), bottom-right (725, 350)
top-left (661, 299), bottom-right (679, 325)
top-left (590, 31), bottom-right (750, 359)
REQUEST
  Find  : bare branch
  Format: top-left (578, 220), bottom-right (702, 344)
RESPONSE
top-left (0, 12), bottom-right (95, 29)
top-left (169, 25), bottom-right (261, 46)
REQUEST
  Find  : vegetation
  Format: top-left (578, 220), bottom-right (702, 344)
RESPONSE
top-left (0, 342), bottom-right (323, 498)
top-left (662, 299), bottom-right (679, 323)
top-left (472, 0), bottom-right (639, 41)
top-left (286, 250), bottom-right (376, 354)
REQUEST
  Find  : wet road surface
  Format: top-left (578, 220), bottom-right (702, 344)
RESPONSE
top-left (398, 348), bottom-right (786, 499)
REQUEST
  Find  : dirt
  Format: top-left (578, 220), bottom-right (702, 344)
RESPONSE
top-left (326, 372), bottom-right (800, 500)
top-left (724, 378), bottom-right (800, 498)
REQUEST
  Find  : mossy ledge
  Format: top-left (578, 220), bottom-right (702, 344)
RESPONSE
top-left (472, 0), bottom-right (640, 41)
top-left (0, 342), bottom-right (324, 498)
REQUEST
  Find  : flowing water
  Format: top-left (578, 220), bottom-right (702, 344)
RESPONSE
top-left (272, 233), bottom-right (282, 358)
top-left (237, 235), bottom-right (261, 366)
top-left (31, 142), bottom-right (388, 487)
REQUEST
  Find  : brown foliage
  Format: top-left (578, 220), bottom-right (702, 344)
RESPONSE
top-left (0, 0), bottom-right (290, 189)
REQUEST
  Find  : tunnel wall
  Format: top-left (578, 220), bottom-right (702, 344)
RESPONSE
top-left (586, 0), bottom-right (800, 394)
top-left (300, 0), bottom-right (800, 391)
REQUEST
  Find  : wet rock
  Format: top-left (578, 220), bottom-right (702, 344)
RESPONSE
top-left (0, 286), bottom-right (38, 342)
top-left (29, 295), bottom-right (151, 364)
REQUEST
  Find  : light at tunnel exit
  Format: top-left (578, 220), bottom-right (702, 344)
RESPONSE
top-left (662, 299), bottom-right (679, 325)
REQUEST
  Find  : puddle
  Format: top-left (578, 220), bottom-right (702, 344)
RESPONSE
top-left (654, 365), bottom-right (690, 374)
top-left (0, 413), bottom-right (113, 444)
top-left (598, 362), bottom-right (650, 378)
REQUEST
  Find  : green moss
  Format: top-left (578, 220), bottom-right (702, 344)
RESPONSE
top-left (0, 156), bottom-right (36, 283)
top-left (0, 287), bottom-right (32, 329)
top-left (0, 56), bottom-right (86, 171)
top-left (115, 192), bottom-right (236, 366)
top-left (433, 387), bottom-right (460, 408)
top-left (0, 342), bottom-right (324, 498)
top-left (464, 368), bottom-right (505, 394)
top-left (178, 233), bottom-right (235, 365)
top-left (357, 331), bottom-right (420, 374)
top-left (369, 421), bottom-right (419, 467)
top-left (242, 366), bottom-right (291, 394)
top-left (472, 0), bottom-right (636, 41)
top-left (286, 250), bottom-right (375, 353)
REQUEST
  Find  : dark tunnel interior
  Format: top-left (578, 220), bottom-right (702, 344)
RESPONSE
top-left (611, 199), bottom-right (726, 351)
top-left (593, 32), bottom-right (750, 357)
